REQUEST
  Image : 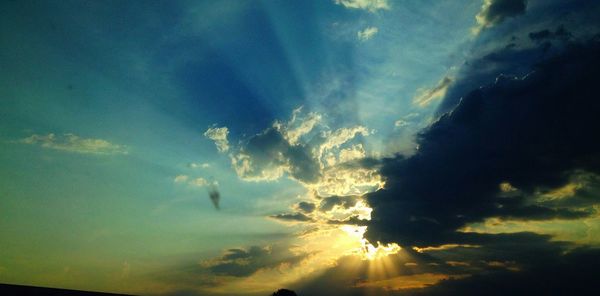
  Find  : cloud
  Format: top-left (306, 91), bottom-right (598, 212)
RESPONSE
top-left (357, 26), bottom-right (379, 41)
top-left (269, 213), bottom-right (313, 223)
top-left (394, 120), bottom-right (409, 128)
top-left (275, 106), bottom-right (322, 145)
top-left (528, 25), bottom-right (572, 43)
top-left (202, 245), bottom-right (306, 278)
top-left (189, 177), bottom-right (209, 187)
top-left (334, 0), bottom-right (389, 12)
top-left (473, 0), bottom-right (527, 33)
top-left (413, 77), bottom-right (453, 107)
top-left (189, 162), bottom-right (210, 169)
top-left (397, 247), bottom-right (600, 296)
top-left (174, 175), bottom-right (189, 183)
top-left (293, 233), bottom-right (599, 295)
top-left (355, 273), bottom-right (469, 291)
top-left (231, 128), bottom-right (321, 183)
top-left (318, 126), bottom-right (370, 155)
top-left (318, 195), bottom-right (360, 212)
top-left (20, 133), bottom-right (127, 155)
top-left (364, 38), bottom-right (600, 248)
top-left (204, 126), bottom-right (229, 153)
top-left (294, 201), bottom-right (316, 213)
top-left (212, 108), bottom-right (382, 196)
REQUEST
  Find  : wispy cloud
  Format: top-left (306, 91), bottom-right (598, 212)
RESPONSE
top-left (20, 133), bottom-right (127, 155)
top-left (334, 0), bottom-right (389, 12)
top-left (189, 162), bottom-right (211, 169)
top-left (357, 26), bottom-right (379, 41)
top-left (413, 76), bottom-right (453, 107)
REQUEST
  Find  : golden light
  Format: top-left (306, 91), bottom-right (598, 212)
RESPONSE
top-left (340, 225), bottom-right (401, 261)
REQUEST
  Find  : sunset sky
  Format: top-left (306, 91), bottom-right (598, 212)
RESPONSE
top-left (1, 0), bottom-right (600, 295)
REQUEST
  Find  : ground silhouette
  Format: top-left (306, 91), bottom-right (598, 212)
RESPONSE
top-left (272, 289), bottom-right (298, 296)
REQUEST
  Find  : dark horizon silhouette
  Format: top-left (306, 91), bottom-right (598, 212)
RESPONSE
top-left (272, 289), bottom-right (298, 296)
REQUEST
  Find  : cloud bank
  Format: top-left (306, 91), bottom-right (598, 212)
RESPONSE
top-left (366, 38), bottom-right (600, 247)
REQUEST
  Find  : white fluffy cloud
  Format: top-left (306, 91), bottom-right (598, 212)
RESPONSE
top-left (20, 133), bottom-right (127, 155)
top-left (357, 26), bottom-right (379, 41)
top-left (206, 108), bottom-right (381, 197)
top-left (334, 0), bottom-right (389, 12)
top-left (204, 126), bottom-right (230, 153)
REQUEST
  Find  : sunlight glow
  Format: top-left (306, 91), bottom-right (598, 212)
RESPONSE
top-left (341, 225), bottom-right (401, 260)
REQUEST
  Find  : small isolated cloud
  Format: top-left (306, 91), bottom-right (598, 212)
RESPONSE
top-left (190, 177), bottom-right (209, 187)
top-left (473, 0), bottom-right (527, 33)
top-left (394, 120), bottom-right (409, 128)
top-left (20, 133), bottom-right (127, 155)
top-left (394, 112), bottom-right (419, 129)
top-left (413, 76), bottom-right (453, 107)
top-left (334, 0), bottom-right (389, 12)
top-left (189, 162), bottom-right (210, 169)
top-left (357, 26), bottom-right (378, 41)
top-left (204, 126), bottom-right (229, 153)
top-left (174, 175), bottom-right (189, 183)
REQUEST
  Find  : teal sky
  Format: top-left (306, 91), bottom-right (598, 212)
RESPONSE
top-left (2, 1), bottom-right (600, 295)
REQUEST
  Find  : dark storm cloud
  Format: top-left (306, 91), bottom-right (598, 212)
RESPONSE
top-left (442, 0), bottom-right (600, 114)
top-left (439, 41), bottom-right (563, 114)
top-left (400, 247), bottom-right (600, 296)
top-left (529, 25), bottom-right (572, 43)
top-left (476, 0), bottom-right (527, 30)
top-left (365, 38), bottom-right (600, 248)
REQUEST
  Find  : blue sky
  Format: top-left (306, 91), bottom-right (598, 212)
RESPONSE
top-left (2, 1), bottom-right (600, 295)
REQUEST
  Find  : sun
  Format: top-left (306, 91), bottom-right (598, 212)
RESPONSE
top-left (340, 225), bottom-right (401, 261)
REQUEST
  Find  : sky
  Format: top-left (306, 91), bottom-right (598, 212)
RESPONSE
top-left (1, 0), bottom-right (600, 295)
